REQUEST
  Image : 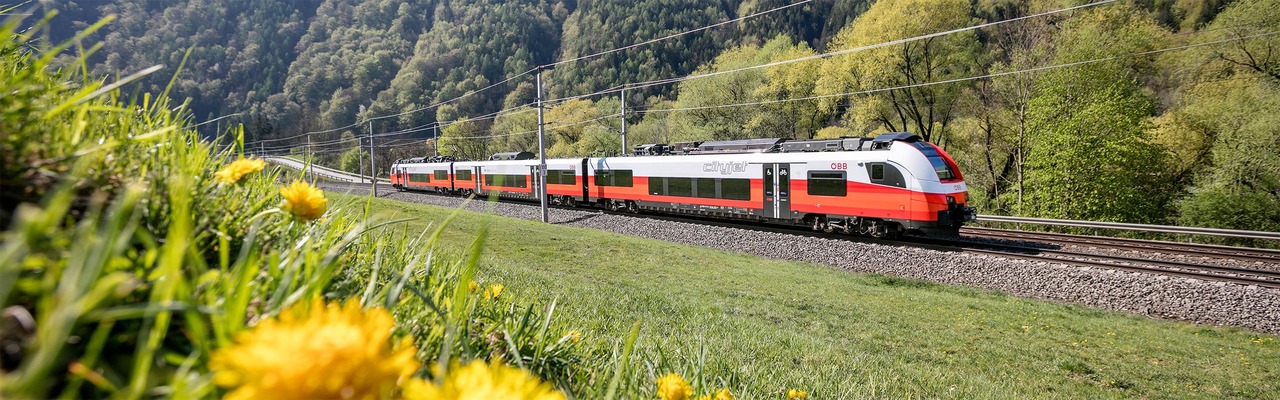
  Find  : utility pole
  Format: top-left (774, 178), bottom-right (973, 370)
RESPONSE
top-left (306, 132), bottom-right (313, 182)
top-left (369, 121), bottom-right (377, 193)
top-left (357, 135), bottom-right (365, 183)
top-left (432, 125), bottom-right (439, 157)
top-left (536, 69), bottom-right (549, 223)
top-left (620, 87), bottom-right (627, 156)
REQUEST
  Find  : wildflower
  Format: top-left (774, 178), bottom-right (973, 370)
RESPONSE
top-left (566, 330), bottom-right (581, 343)
top-left (787, 388), bottom-right (808, 399)
top-left (210, 299), bottom-right (419, 400)
top-left (696, 389), bottom-right (734, 400)
top-left (483, 284), bottom-right (505, 300)
top-left (214, 158), bottom-right (266, 184)
top-left (656, 373), bottom-right (693, 400)
top-left (402, 360), bottom-right (566, 400)
top-left (280, 180), bottom-right (327, 221)
top-left (469, 281), bottom-right (480, 292)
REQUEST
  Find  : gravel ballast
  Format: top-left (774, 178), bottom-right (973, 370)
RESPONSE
top-left (331, 185), bottom-right (1280, 334)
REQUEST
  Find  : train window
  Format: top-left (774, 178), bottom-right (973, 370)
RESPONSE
top-left (648, 177), bottom-right (665, 195)
top-left (456, 170), bottom-right (472, 181)
top-left (696, 178), bottom-right (717, 198)
top-left (720, 179), bottom-right (751, 200)
top-left (546, 170), bottom-right (570, 185)
top-left (867, 163), bottom-right (906, 187)
top-left (434, 170), bottom-right (448, 180)
top-left (485, 174), bottom-right (527, 188)
top-left (595, 169), bottom-right (634, 187)
top-left (560, 170), bottom-right (576, 185)
top-left (909, 142), bottom-right (960, 181)
top-left (808, 171), bottom-right (847, 197)
top-left (615, 170), bottom-right (633, 187)
top-left (668, 178), bottom-right (693, 197)
top-left (410, 173), bottom-right (430, 183)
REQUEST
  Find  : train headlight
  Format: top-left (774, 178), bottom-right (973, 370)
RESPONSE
top-left (946, 196), bottom-right (956, 206)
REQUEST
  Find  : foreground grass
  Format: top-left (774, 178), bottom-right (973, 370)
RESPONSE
top-left (347, 193), bottom-right (1280, 399)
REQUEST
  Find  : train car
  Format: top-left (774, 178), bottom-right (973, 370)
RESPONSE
top-left (390, 132), bottom-right (975, 237)
top-left (581, 133), bottom-right (972, 237)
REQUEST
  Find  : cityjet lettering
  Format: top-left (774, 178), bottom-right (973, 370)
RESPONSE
top-left (702, 161), bottom-right (748, 175)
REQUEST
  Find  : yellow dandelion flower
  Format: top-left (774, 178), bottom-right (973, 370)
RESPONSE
top-left (697, 388), bottom-right (733, 400)
top-left (468, 281), bottom-right (480, 292)
top-left (483, 284), bottom-right (505, 300)
top-left (280, 180), bottom-right (327, 221)
top-left (210, 299), bottom-right (419, 400)
top-left (787, 388), bottom-right (808, 399)
top-left (656, 373), bottom-right (693, 400)
top-left (566, 330), bottom-right (581, 343)
top-left (214, 158), bottom-right (266, 184)
top-left (402, 360), bottom-right (566, 400)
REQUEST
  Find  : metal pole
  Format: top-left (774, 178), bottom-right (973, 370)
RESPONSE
top-left (620, 87), bottom-right (627, 156)
top-left (536, 70), bottom-right (549, 223)
top-left (369, 121), bottom-right (377, 193)
top-left (306, 132), bottom-right (313, 182)
top-left (433, 125), bottom-right (439, 157)
top-left (357, 135), bottom-right (365, 183)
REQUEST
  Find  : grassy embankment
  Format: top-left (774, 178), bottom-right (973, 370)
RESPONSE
top-left (347, 192), bottom-right (1280, 399)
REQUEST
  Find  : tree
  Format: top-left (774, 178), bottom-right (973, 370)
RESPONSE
top-left (952, 1), bottom-right (1059, 214)
top-left (1196, 0), bottom-right (1280, 82)
top-left (1015, 8), bottom-right (1174, 223)
top-left (1170, 78), bottom-right (1280, 231)
top-left (816, 0), bottom-right (980, 145)
top-left (436, 119), bottom-right (490, 161)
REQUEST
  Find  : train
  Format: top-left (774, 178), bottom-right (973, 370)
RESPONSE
top-left (389, 132), bottom-right (976, 238)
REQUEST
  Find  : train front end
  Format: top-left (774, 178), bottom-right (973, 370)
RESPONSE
top-left (895, 138), bottom-right (976, 235)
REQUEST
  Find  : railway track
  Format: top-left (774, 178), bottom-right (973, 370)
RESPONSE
top-left (961, 226), bottom-right (1280, 265)
top-left (320, 181), bottom-right (1280, 290)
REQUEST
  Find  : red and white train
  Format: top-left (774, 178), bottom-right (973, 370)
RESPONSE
top-left (389, 133), bottom-right (975, 237)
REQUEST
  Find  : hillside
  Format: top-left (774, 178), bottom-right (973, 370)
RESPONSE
top-left (29, 0), bottom-right (1280, 232)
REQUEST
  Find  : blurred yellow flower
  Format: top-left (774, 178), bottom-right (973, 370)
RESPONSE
top-left (280, 180), bottom-right (327, 221)
top-left (787, 388), bottom-right (808, 399)
top-left (210, 299), bottom-right (419, 400)
top-left (566, 330), bottom-right (581, 343)
top-left (402, 360), bottom-right (566, 400)
top-left (214, 158), bottom-right (266, 184)
top-left (483, 284), bottom-right (505, 300)
top-left (696, 389), bottom-right (734, 400)
top-left (468, 281), bottom-right (480, 292)
top-left (656, 373), bottom-right (693, 400)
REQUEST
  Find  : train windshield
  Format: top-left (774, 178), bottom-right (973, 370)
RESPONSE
top-left (909, 142), bottom-right (959, 181)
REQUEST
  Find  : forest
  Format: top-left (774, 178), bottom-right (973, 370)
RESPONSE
top-left (30, 0), bottom-right (1280, 231)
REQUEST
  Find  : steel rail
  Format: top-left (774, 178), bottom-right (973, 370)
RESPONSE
top-left (328, 180), bottom-right (1280, 289)
top-left (977, 215), bottom-right (1280, 241)
top-left (961, 227), bottom-right (1280, 264)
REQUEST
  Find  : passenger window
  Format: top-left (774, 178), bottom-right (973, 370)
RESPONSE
top-left (434, 170), bottom-right (447, 180)
top-left (649, 177), bottom-right (665, 195)
top-left (720, 179), bottom-right (751, 200)
top-left (456, 170), bottom-right (472, 181)
top-left (696, 178), bottom-right (717, 198)
top-left (807, 171), bottom-right (847, 197)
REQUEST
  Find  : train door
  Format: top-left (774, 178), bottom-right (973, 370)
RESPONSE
top-left (448, 162), bottom-right (456, 191)
top-left (474, 166), bottom-right (483, 195)
top-left (763, 163), bottom-right (792, 219)
top-left (580, 158), bottom-right (590, 202)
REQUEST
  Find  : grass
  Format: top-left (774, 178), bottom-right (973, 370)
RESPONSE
top-left (346, 192), bottom-right (1280, 399)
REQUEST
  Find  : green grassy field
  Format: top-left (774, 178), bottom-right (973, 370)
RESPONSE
top-left (346, 193), bottom-right (1279, 399)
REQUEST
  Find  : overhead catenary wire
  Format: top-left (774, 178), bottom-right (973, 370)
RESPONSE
top-left (545, 0), bottom-right (1118, 104)
top-left (635, 30), bottom-right (1280, 115)
top-left (252, 0), bottom-right (1121, 156)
